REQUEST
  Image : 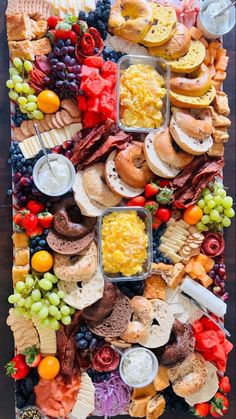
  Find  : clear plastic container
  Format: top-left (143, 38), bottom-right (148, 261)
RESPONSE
top-left (116, 55), bottom-right (170, 133)
top-left (98, 206), bottom-right (153, 282)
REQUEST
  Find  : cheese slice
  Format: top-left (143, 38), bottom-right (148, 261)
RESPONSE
top-left (161, 237), bottom-right (185, 247)
top-left (51, 128), bottom-right (64, 145)
top-left (69, 123), bottom-right (82, 137)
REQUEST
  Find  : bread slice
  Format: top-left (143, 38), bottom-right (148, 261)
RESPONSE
top-left (144, 133), bottom-right (180, 178)
top-left (129, 396), bottom-right (151, 418)
top-left (146, 395), bottom-right (166, 419)
top-left (170, 116), bottom-right (213, 155)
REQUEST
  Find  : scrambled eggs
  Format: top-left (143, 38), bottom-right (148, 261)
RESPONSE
top-left (120, 64), bottom-right (166, 129)
top-left (101, 211), bottom-right (148, 276)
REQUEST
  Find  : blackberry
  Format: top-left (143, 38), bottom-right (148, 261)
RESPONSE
top-left (96, 0), bottom-right (103, 6)
top-left (101, 10), bottom-right (111, 23)
top-left (94, 9), bottom-right (102, 20)
top-left (103, 0), bottom-right (111, 5)
top-left (25, 392), bottom-right (36, 406)
top-left (95, 20), bottom-right (106, 32)
top-left (15, 393), bottom-right (26, 409)
top-left (79, 10), bottom-right (87, 21)
top-left (24, 376), bottom-right (34, 392)
top-left (117, 280), bottom-right (145, 298)
top-left (87, 368), bottom-right (111, 383)
top-left (86, 12), bottom-right (95, 26)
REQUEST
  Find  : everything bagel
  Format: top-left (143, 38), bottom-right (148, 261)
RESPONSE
top-left (115, 141), bottom-right (153, 188)
top-left (172, 107), bottom-right (213, 140)
top-left (53, 197), bottom-right (96, 238)
top-left (154, 128), bottom-right (194, 169)
top-left (120, 296), bottom-right (154, 343)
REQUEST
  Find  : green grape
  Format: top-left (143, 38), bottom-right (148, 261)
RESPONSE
top-left (55, 311), bottom-right (61, 321)
top-left (25, 102), bottom-right (37, 112)
top-left (217, 189), bottom-right (227, 198)
top-left (31, 301), bottom-right (43, 312)
top-left (196, 222), bottom-right (207, 231)
top-left (12, 75), bottom-right (23, 84)
top-left (32, 110), bottom-right (44, 120)
top-left (29, 87), bottom-right (35, 95)
top-left (210, 209), bottom-right (220, 222)
top-left (25, 296), bottom-right (33, 308)
top-left (18, 96), bottom-right (27, 106)
top-left (49, 306), bottom-right (59, 317)
top-left (57, 290), bottom-right (65, 299)
top-left (203, 206), bottom-right (210, 214)
top-left (31, 289), bottom-right (41, 301)
top-left (16, 281), bottom-right (26, 291)
top-left (202, 188), bottom-right (211, 197)
top-left (18, 298), bottom-right (26, 307)
top-left (214, 182), bottom-right (223, 190)
top-left (14, 83), bottom-right (24, 94)
top-left (22, 82), bottom-right (30, 94)
top-left (60, 305), bottom-right (70, 316)
top-left (201, 215), bottom-right (210, 224)
top-left (44, 272), bottom-right (58, 284)
top-left (13, 57), bottom-right (23, 71)
top-left (20, 107), bottom-right (28, 114)
top-left (6, 79), bottom-right (14, 89)
top-left (9, 90), bottom-right (19, 101)
top-left (69, 307), bottom-right (76, 315)
top-left (8, 294), bottom-right (17, 304)
top-left (222, 196), bottom-right (233, 209)
top-left (38, 279), bottom-right (53, 291)
top-left (61, 315), bottom-right (71, 325)
top-left (50, 318), bottom-right (60, 331)
top-left (216, 205), bottom-right (224, 213)
top-left (39, 306), bottom-right (49, 319)
top-left (222, 216), bottom-right (231, 227)
top-left (49, 293), bottom-right (60, 306)
top-left (197, 199), bottom-right (205, 209)
top-left (9, 67), bottom-right (19, 77)
top-left (27, 112), bottom-right (34, 119)
top-left (204, 194), bottom-right (213, 203)
top-left (27, 94), bottom-right (37, 103)
top-left (207, 200), bottom-right (216, 209)
top-left (224, 208), bottom-right (235, 218)
top-left (40, 318), bottom-right (50, 328)
top-left (213, 195), bottom-right (222, 206)
top-left (24, 60), bottom-right (33, 72)
top-left (13, 292), bottom-right (22, 302)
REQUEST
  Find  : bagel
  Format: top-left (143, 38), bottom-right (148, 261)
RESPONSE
top-left (172, 107), bottom-right (213, 140)
top-left (185, 362), bottom-right (219, 406)
top-left (53, 197), bottom-right (96, 238)
top-left (120, 296), bottom-right (154, 343)
top-left (168, 352), bottom-right (208, 397)
top-left (149, 23), bottom-right (191, 60)
top-left (154, 128), bottom-right (194, 169)
top-left (105, 150), bottom-right (144, 198)
top-left (160, 320), bottom-right (195, 367)
top-left (108, 0), bottom-right (153, 43)
top-left (58, 268), bottom-right (104, 310)
top-left (83, 163), bottom-right (121, 207)
top-left (73, 171), bottom-right (107, 217)
top-left (53, 241), bottom-right (98, 282)
top-left (144, 133), bottom-right (180, 178)
top-left (115, 142), bottom-right (153, 189)
top-left (170, 85), bottom-right (216, 109)
top-left (166, 40), bottom-right (205, 73)
top-left (170, 64), bottom-right (212, 97)
top-left (170, 116), bottom-right (213, 156)
top-left (142, 4), bottom-right (177, 47)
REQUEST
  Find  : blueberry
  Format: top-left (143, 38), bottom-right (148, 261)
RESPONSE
top-left (76, 338), bottom-right (88, 349)
top-left (85, 331), bottom-right (93, 341)
top-left (79, 10), bottom-right (87, 20)
top-left (89, 337), bottom-right (98, 350)
top-left (35, 236), bottom-right (41, 243)
top-left (44, 229), bottom-right (49, 235)
top-left (6, 189), bottom-right (13, 196)
top-left (75, 332), bottom-right (84, 341)
top-left (80, 325), bottom-right (88, 333)
top-left (39, 239), bottom-right (46, 246)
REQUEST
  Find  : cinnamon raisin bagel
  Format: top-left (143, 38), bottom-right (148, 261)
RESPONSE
top-left (171, 107), bottom-right (213, 140)
top-left (115, 141), bottom-right (153, 189)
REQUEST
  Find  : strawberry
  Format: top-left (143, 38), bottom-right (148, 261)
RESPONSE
top-left (219, 376), bottom-right (231, 394)
top-left (152, 217), bottom-right (162, 230)
top-left (191, 402), bottom-right (210, 417)
top-left (47, 15), bottom-right (61, 29)
top-left (154, 207), bottom-right (172, 223)
top-left (23, 346), bottom-right (42, 368)
top-left (13, 209), bottom-right (29, 227)
top-left (210, 393), bottom-right (229, 417)
top-left (6, 354), bottom-right (30, 380)
top-left (145, 200), bottom-right (158, 212)
top-left (27, 200), bottom-right (45, 215)
top-left (21, 213), bottom-right (38, 231)
top-left (145, 183), bottom-right (159, 198)
top-left (38, 212), bottom-right (53, 229)
top-left (126, 196), bottom-right (146, 207)
top-left (25, 224), bottom-right (43, 238)
top-left (55, 29), bottom-right (78, 44)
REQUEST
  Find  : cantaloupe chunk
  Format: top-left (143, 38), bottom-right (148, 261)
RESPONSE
top-left (200, 37), bottom-right (209, 48)
top-left (190, 26), bottom-right (203, 40)
top-left (215, 56), bottom-right (229, 71)
top-left (189, 271), bottom-right (198, 279)
top-left (214, 71), bottom-right (227, 81)
top-left (212, 79), bottom-right (222, 90)
top-left (195, 254), bottom-right (214, 272)
top-left (216, 48), bottom-right (227, 60)
top-left (209, 47), bottom-right (217, 60)
top-left (209, 40), bottom-right (222, 50)
top-left (208, 64), bottom-right (216, 78)
top-left (185, 259), bottom-right (195, 273)
top-left (191, 261), bottom-right (206, 277)
top-left (203, 49), bottom-right (210, 65)
top-left (198, 274), bottom-right (214, 288)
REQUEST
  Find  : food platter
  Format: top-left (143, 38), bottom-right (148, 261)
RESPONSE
top-left (4, 0), bottom-right (235, 418)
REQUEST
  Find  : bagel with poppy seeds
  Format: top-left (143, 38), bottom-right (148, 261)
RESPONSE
top-left (149, 23), bottom-right (191, 60)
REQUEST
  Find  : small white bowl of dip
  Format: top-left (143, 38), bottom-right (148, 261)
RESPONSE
top-left (197, 0), bottom-right (235, 39)
top-left (33, 154), bottom-right (76, 197)
top-left (119, 347), bottom-right (158, 388)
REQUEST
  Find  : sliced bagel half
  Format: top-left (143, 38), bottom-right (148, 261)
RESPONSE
top-left (170, 116), bottom-right (213, 156)
top-left (144, 133), bottom-right (180, 178)
top-left (73, 171), bottom-right (107, 217)
top-left (105, 150), bottom-right (144, 198)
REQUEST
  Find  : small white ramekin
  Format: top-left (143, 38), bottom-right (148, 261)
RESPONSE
top-left (197, 0), bottom-right (236, 39)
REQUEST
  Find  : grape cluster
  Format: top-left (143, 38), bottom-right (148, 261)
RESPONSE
top-left (52, 139), bottom-right (74, 159)
top-left (116, 280), bottom-right (144, 299)
top-left (30, 230), bottom-right (50, 255)
top-left (196, 182), bottom-right (235, 232)
top-left (153, 224), bottom-right (173, 264)
top-left (15, 368), bottom-right (39, 409)
top-left (102, 46), bottom-right (125, 63)
top-left (87, 367), bottom-right (111, 383)
top-left (208, 261), bottom-right (229, 301)
top-left (8, 273), bottom-right (75, 330)
top-left (12, 105), bottom-right (28, 127)
top-left (45, 39), bottom-right (81, 98)
top-left (161, 386), bottom-right (189, 412)
top-left (75, 324), bottom-right (101, 350)
top-left (79, 0), bottom-right (111, 40)
top-left (7, 58), bottom-right (43, 120)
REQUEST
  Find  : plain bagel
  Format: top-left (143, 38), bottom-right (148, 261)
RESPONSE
top-left (172, 107), bottom-right (213, 140)
top-left (115, 141), bottom-right (153, 189)
top-left (53, 241), bottom-right (98, 282)
top-left (83, 163), bottom-right (121, 207)
top-left (170, 116), bottom-right (213, 156)
top-left (144, 133), bottom-right (180, 178)
top-left (73, 171), bottom-right (107, 217)
top-left (154, 128), bottom-right (194, 169)
top-left (108, 0), bottom-right (153, 43)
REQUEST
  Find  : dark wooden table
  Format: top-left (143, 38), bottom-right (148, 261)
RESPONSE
top-left (0, 1), bottom-right (235, 418)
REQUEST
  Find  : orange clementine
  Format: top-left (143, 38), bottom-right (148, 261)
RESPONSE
top-left (183, 204), bottom-right (203, 225)
top-left (38, 356), bottom-right (60, 379)
top-left (31, 250), bottom-right (54, 273)
top-left (37, 90), bottom-right (60, 113)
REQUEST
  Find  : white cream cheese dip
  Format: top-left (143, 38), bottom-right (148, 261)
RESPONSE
top-left (121, 349), bottom-right (154, 386)
top-left (38, 159), bottom-right (71, 195)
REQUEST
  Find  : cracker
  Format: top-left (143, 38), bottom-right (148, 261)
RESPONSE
top-left (144, 274), bottom-right (167, 300)
top-left (6, 0), bottom-right (51, 20)
top-left (7, 309), bottom-right (39, 353)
